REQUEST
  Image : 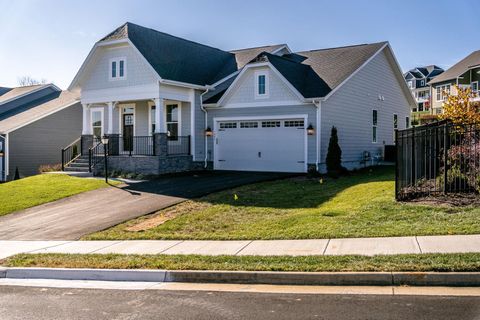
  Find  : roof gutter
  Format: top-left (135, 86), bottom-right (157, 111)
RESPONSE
top-left (159, 79), bottom-right (214, 91)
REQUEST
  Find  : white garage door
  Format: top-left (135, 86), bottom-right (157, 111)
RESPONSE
top-left (214, 118), bottom-right (306, 173)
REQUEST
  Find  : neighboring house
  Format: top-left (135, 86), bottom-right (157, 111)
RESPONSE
top-left (0, 84), bottom-right (82, 181)
top-left (404, 65), bottom-right (444, 113)
top-left (66, 22), bottom-right (414, 174)
top-left (429, 50), bottom-right (480, 115)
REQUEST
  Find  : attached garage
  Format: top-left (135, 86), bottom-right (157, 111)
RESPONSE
top-left (213, 116), bottom-right (307, 173)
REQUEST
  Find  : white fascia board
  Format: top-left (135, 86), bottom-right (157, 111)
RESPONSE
top-left (4, 100), bottom-right (80, 134)
top-left (384, 44), bottom-right (417, 108)
top-left (210, 70), bottom-right (240, 87)
top-left (216, 61), bottom-right (306, 107)
top-left (271, 44), bottom-right (292, 55)
top-left (159, 79), bottom-right (213, 90)
top-left (81, 84), bottom-right (159, 104)
top-left (322, 42), bottom-right (389, 101)
top-left (0, 84), bottom-right (60, 106)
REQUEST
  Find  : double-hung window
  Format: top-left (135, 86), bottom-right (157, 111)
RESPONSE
top-left (372, 110), bottom-right (378, 143)
top-left (109, 58), bottom-right (126, 80)
top-left (91, 109), bottom-right (103, 138)
top-left (166, 104), bottom-right (179, 140)
top-left (436, 84), bottom-right (451, 101)
top-left (150, 105), bottom-right (156, 134)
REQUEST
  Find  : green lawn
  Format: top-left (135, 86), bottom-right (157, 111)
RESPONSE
top-left (0, 174), bottom-right (116, 217)
top-left (3, 253), bottom-right (479, 272)
top-left (85, 166), bottom-right (480, 240)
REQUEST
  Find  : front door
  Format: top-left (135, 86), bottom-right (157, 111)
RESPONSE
top-left (123, 113), bottom-right (134, 152)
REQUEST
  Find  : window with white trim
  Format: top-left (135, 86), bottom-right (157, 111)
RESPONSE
top-left (436, 84), bottom-right (451, 101)
top-left (91, 109), bottom-right (103, 138)
top-left (109, 58), bottom-right (126, 80)
top-left (407, 80), bottom-right (414, 89)
top-left (166, 104), bottom-right (179, 140)
top-left (372, 110), bottom-right (378, 143)
top-left (150, 105), bottom-right (156, 134)
top-left (420, 79), bottom-right (425, 86)
top-left (254, 71), bottom-right (269, 98)
top-left (471, 81), bottom-right (478, 93)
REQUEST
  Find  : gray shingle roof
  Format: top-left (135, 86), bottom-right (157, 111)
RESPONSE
top-left (0, 84), bottom-right (46, 104)
top-left (0, 91), bottom-right (79, 133)
top-left (0, 87), bottom-right (11, 97)
top-left (100, 22), bottom-right (238, 86)
top-left (429, 50), bottom-right (480, 85)
top-left (230, 44), bottom-right (286, 69)
top-left (296, 42), bottom-right (387, 90)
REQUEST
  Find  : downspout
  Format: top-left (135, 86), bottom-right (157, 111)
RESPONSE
top-left (200, 89), bottom-right (210, 168)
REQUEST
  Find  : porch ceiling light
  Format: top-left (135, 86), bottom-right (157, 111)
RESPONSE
top-left (307, 124), bottom-right (315, 135)
top-left (205, 127), bottom-right (213, 137)
top-left (101, 135), bottom-right (109, 145)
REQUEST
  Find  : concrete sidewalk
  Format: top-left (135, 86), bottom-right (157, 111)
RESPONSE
top-left (1, 234), bottom-right (479, 259)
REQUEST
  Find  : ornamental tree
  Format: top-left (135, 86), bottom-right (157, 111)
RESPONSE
top-left (439, 85), bottom-right (480, 124)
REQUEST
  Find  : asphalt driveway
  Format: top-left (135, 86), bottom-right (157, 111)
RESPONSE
top-left (0, 171), bottom-right (290, 240)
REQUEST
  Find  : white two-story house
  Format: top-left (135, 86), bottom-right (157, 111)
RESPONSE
top-left (66, 22), bottom-right (414, 175)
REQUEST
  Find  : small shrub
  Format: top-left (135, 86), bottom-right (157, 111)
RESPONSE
top-left (13, 167), bottom-right (20, 180)
top-left (326, 126), bottom-right (346, 177)
top-left (39, 163), bottom-right (62, 173)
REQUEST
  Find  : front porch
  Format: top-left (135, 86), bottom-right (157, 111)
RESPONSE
top-left (65, 96), bottom-right (201, 176)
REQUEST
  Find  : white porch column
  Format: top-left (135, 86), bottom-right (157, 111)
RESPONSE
top-left (107, 102), bottom-right (114, 134)
top-left (82, 104), bottom-right (91, 135)
top-left (154, 97), bottom-right (166, 133)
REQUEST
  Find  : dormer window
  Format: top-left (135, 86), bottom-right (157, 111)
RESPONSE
top-left (109, 58), bottom-right (126, 80)
top-left (420, 79), bottom-right (425, 86)
top-left (255, 71), bottom-right (269, 98)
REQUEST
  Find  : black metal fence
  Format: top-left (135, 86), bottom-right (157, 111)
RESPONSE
top-left (395, 121), bottom-right (480, 200)
top-left (167, 135), bottom-right (191, 155)
top-left (88, 141), bottom-right (105, 172)
top-left (61, 138), bottom-right (82, 171)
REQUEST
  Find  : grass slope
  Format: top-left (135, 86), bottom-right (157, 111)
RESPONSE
top-left (86, 166), bottom-right (480, 240)
top-left (3, 253), bottom-right (480, 272)
top-left (0, 174), bottom-right (115, 217)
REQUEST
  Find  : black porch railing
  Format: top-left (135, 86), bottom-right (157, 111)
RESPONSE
top-left (61, 137), bottom-right (82, 171)
top-left (107, 135), bottom-right (155, 156)
top-left (167, 135), bottom-right (191, 155)
top-left (395, 121), bottom-right (480, 200)
top-left (88, 141), bottom-right (104, 172)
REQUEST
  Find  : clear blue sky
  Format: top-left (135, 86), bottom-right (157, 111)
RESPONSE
top-left (1, 0), bottom-right (478, 89)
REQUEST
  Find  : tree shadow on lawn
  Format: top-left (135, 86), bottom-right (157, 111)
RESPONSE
top-left (117, 166), bottom-right (395, 210)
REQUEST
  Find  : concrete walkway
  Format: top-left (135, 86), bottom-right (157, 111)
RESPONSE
top-left (0, 171), bottom-right (289, 240)
top-left (1, 234), bottom-right (479, 259)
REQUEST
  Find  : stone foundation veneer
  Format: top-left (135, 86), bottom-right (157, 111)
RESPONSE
top-left (94, 155), bottom-right (205, 176)
top-left (81, 135), bottom-right (93, 156)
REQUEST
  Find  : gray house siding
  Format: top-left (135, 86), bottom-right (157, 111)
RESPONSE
top-left (205, 104), bottom-right (317, 164)
top-left (7, 102), bottom-right (82, 179)
top-left (320, 49), bottom-right (411, 171)
top-left (194, 90), bottom-right (206, 161)
top-left (83, 45), bottom-right (158, 91)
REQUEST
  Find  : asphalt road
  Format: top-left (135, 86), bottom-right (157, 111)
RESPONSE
top-left (0, 286), bottom-right (479, 320)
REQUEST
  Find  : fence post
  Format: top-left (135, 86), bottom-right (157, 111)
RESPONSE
top-left (88, 149), bottom-right (92, 173)
top-left (188, 135), bottom-right (191, 155)
top-left (394, 129), bottom-right (399, 200)
top-left (61, 149), bottom-right (65, 171)
top-left (443, 124), bottom-right (449, 194)
top-left (411, 126), bottom-right (415, 187)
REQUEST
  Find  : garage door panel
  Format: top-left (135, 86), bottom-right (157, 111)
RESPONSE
top-left (215, 119), bottom-right (306, 173)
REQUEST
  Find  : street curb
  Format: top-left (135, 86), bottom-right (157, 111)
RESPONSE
top-left (1, 268), bottom-right (479, 286)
